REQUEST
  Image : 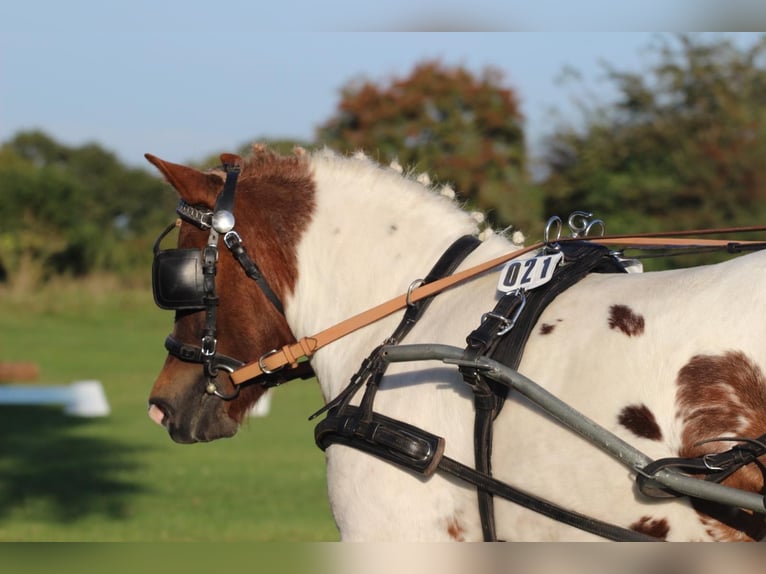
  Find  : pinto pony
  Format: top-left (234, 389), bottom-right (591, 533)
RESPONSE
top-left (146, 145), bottom-right (766, 541)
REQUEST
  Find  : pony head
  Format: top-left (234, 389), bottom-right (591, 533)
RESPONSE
top-left (145, 147), bottom-right (315, 443)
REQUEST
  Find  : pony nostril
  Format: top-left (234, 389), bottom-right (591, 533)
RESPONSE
top-left (148, 402), bottom-right (168, 426)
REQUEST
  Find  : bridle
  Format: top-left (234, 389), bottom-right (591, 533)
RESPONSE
top-left (152, 155), bottom-right (307, 400)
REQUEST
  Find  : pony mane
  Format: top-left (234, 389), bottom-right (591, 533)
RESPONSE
top-left (310, 147), bottom-right (503, 242)
top-left (233, 143), bottom-right (312, 185)
top-left (219, 144), bottom-right (523, 245)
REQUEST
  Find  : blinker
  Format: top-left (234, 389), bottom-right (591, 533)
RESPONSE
top-left (152, 222), bottom-right (207, 311)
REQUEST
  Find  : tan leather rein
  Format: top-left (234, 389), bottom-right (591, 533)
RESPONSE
top-left (230, 229), bottom-right (766, 385)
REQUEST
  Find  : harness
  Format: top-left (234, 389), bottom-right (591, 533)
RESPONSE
top-left (152, 159), bottom-right (766, 541)
top-left (313, 237), bottom-right (661, 541)
top-left (311, 234), bottom-right (766, 541)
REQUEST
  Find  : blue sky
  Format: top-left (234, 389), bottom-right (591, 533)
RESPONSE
top-left (0, 2), bottom-right (762, 169)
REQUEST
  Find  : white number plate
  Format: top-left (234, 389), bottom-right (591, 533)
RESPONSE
top-left (497, 252), bottom-right (563, 293)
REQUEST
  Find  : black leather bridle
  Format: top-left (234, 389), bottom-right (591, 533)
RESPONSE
top-left (152, 158), bottom-right (309, 399)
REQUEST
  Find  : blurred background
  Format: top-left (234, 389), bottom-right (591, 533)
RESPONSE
top-left (2, 0), bottom-right (766, 550)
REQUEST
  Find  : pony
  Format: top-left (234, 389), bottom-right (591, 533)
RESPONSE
top-left (145, 145), bottom-right (766, 541)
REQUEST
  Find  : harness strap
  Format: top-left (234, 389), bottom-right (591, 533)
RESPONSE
top-left (388, 235), bottom-right (482, 346)
top-left (232, 241), bottom-right (544, 384)
top-left (461, 292), bottom-right (525, 541)
top-left (314, 405), bottom-right (659, 542)
top-left (165, 333), bottom-right (315, 386)
top-left (308, 235), bottom-right (481, 421)
top-left (231, 234), bottom-right (766, 385)
top-left (435, 457), bottom-right (660, 542)
top-left (460, 242), bottom-right (628, 541)
top-left (223, 231), bottom-right (284, 314)
top-left (165, 335), bottom-right (243, 372)
top-left (214, 154), bottom-right (241, 215)
top-left (637, 433), bottom-right (766, 498)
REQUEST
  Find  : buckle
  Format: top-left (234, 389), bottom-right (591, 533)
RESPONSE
top-left (258, 349), bottom-right (284, 375)
top-left (481, 292), bottom-right (527, 336)
top-left (223, 230), bottom-right (242, 250)
top-left (201, 335), bottom-right (217, 357)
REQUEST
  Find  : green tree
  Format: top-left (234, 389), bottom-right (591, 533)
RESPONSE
top-left (317, 61), bottom-right (539, 233)
top-left (0, 131), bottom-right (172, 282)
top-left (542, 34), bottom-right (766, 237)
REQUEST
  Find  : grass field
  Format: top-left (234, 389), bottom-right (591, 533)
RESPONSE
top-left (0, 279), bottom-right (339, 541)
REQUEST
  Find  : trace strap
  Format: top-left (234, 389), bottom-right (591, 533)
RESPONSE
top-left (314, 404), bottom-right (658, 542)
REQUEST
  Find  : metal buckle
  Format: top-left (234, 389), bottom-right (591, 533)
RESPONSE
top-left (223, 230), bottom-right (242, 250)
top-left (481, 291), bottom-right (527, 336)
top-left (481, 312), bottom-right (513, 336)
top-left (176, 200), bottom-right (213, 230)
top-left (258, 349), bottom-right (283, 375)
top-left (201, 335), bottom-right (217, 357)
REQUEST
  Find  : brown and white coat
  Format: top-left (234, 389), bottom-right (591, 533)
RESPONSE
top-left (147, 146), bottom-right (766, 541)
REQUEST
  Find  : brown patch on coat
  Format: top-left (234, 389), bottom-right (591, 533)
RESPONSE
top-left (676, 351), bottom-right (766, 541)
top-left (608, 304), bottom-right (645, 337)
top-left (446, 516), bottom-right (466, 541)
top-left (618, 404), bottom-right (663, 441)
top-left (630, 516), bottom-right (669, 540)
top-left (539, 319), bottom-right (562, 335)
top-left (540, 323), bottom-right (556, 335)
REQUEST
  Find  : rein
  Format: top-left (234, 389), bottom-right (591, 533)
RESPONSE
top-left (230, 229), bottom-right (766, 386)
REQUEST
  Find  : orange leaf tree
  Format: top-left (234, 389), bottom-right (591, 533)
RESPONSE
top-left (317, 61), bottom-right (540, 233)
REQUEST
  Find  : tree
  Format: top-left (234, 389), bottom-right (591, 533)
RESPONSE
top-left (542, 34), bottom-right (766, 238)
top-left (0, 131), bottom-right (172, 282)
top-left (317, 61), bottom-right (539, 233)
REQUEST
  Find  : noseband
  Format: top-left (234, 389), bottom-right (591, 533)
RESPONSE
top-left (152, 156), bottom-right (292, 400)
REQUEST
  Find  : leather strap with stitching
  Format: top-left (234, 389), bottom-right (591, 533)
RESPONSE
top-left (230, 233), bottom-right (766, 385)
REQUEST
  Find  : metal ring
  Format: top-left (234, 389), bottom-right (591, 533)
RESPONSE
top-left (213, 386), bottom-right (241, 400)
top-left (258, 349), bottom-right (283, 375)
top-left (544, 216), bottom-right (562, 245)
top-left (567, 211), bottom-right (593, 237)
top-left (585, 218), bottom-right (606, 237)
top-left (205, 377), bottom-right (241, 400)
top-left (406, 279), bottom-right (425, 307)
top-left (702, 453), bottom-right (725, 471)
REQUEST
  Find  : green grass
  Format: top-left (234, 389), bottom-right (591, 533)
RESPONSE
top-left (0, 280), bottom-right (339, 541)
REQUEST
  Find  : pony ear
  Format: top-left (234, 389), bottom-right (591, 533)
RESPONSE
top-left (144, 153), bottom-right (223, 206)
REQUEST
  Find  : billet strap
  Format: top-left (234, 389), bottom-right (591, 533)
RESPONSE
top-left (230, 234), bottom-right (766, 385)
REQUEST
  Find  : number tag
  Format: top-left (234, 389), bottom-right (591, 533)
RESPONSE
top-left (497, 252), bottom-right (563, 293)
